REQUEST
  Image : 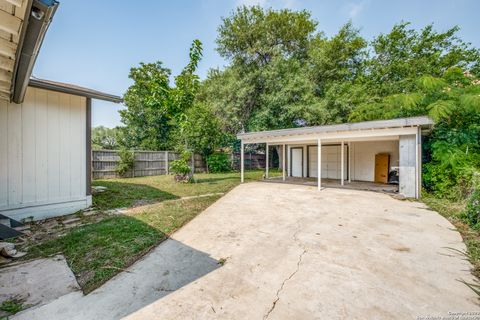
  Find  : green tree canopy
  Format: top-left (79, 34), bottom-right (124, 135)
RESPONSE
top-left (119, 40), bottom-right (203, 150)
top-left (365, 23), bottom-right (480, 96)
top-left (217, 6), bottom-right (317, 66)
top-left (91, 126), bottom-right (120, 150)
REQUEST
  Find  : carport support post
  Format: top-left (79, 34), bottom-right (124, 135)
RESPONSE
top-left (241, 141), bottom-right (244, 183)
top-left (265, 142), bottom-right (269, 179)
top-left (341, 140), bottom-right (344, 186)
top-left (317, 138), bottom-right (322, 190)
top-left (282, 144), bottom-right (286, 181)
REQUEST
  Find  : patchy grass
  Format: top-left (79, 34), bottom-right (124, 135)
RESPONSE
top-left (27, 195), bottom-right (220, 294)
top-left (0, 299), bottom-right (24, 315)
top-left (422, 193), bottom-right (480, 278)
top-left (92, 170), bottom-right (279, 210)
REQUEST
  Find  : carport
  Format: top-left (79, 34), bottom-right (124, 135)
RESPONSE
top-left (237, 116), bottom-right (434, 198)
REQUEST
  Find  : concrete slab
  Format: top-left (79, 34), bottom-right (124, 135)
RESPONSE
top-left (14, 182), bottom-right (479, 319)
top-left (0, 255), bottom-right (80, 309)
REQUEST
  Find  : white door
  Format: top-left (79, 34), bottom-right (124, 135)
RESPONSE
top-left (308, 145), bottom-right (348, 179)
top-left (291, 148), bottom-right (303, 177)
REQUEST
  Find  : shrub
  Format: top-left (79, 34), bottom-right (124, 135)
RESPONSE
top-left (465, 189), bottom-right (480, 228)
top-left (116, 149), bottom-right (135, 177)
top-left (170, 151), bottom-right (193, 182)
top-left (207, 153), bottom-right (231, 173)
top-left (423, 163), bottom-right (460, 199)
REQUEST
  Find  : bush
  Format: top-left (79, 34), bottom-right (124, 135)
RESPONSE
top-left (423, 163), bottom-right (460, 199)
top-left (207, 153), bottom-right (231, 173)
top-left (465, 189), bottom-right (480, 227)
top-left (170, 151), bottom-right (193, 182)
top-left (116, 149), bottom-right (135, 177)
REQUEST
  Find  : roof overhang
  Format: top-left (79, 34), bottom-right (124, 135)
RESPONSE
top-left (237, 116), bottom-right (434, 144)
top-left (29, 77), bottom-right (123, 103)
top-left (0, 0), bottom-right (58, 103)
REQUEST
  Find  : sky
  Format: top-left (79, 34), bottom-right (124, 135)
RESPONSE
top-left (32, 0), bottom-right (480, 128)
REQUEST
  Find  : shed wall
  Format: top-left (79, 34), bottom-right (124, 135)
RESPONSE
top-left (351, 140), bottom-right (399, 182)
top-left (0, 87), bottom-right (88, 220)
top-left (399, 135), bottom-right (417, 198)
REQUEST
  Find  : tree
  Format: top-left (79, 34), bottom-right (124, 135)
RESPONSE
top-left (365, 23), bottom-right (480, 96)
top-left (119, 61), bottom-right (173, 150)
top-left (175, 102), bottom-right (227, 159)
top-left (91, 126), bottom-right (119, 150)
top-left (308, 22), bottom-right (367, 92)
top-left (119, 40), bottom-right (203, 150)
top-left (307, 22), bottom-right (368, 124)
top-left (199, 6), bottom-right (322, 134)
top-left (217, 6), bottom-right (317, 66)
top-left (350, 67), bottom-right (480, 199)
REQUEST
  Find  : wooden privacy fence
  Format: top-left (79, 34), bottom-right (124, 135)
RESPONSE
top-left (231, 153), bottom-right (266, 170)
top-left (92, 150), bottom-right (207, 179)
top-left (92, 150), bottom-right (270, 179)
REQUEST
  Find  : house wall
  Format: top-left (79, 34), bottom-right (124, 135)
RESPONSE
top-left (0, 87), bottom-right (89, 220)
top-left (351, 140), bottom-right (399, 182)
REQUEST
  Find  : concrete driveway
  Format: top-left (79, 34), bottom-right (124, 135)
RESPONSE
top-left (15, 182), bottom-right (478, 319)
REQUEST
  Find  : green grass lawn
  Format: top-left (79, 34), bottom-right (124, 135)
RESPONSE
top-left (92, 170), bottom-right (279, 210)
top-left (27, 170), bottom-right (273, 293)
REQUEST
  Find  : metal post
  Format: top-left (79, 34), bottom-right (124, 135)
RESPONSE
top-left (317, 139), bottom-right (322, 190)
top-left (265, 142), bottom-right (269, 179)
top-left (282, 144), bottom-right (286, 181)
top-left (241, 141), bottom-right (245, 183)
top-left (341, 140), bottom-right (344, 186)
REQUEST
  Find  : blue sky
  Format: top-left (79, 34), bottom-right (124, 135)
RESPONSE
top-left (33, 0), bottom-right (480, 128)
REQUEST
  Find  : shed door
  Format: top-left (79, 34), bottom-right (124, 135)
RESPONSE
top-left (291, 148), bottom-right (303, 177)
top-left (309, 146), bottom-right (318, 178)
top-left (308, 145), bottom-right (348, 179)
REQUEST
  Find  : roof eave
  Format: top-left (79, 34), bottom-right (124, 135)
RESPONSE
top-left (11, 0), bottom-right (59, 103)
top-left (237, 116), bottom-right (434, 140)
top-left (29, 78), bottom-right (123, 103)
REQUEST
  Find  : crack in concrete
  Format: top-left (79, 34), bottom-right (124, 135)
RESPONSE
top-left (264, 224), bottom-right (307, 320)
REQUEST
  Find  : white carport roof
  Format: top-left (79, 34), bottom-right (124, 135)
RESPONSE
top-left (237, 116), bottom-right (434, 144)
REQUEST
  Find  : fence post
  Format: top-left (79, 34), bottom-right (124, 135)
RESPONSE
top-left (191, 153), bottom-right (195, 174)
top-left (132, 151), bottom-right (135, 178)
top-left (165, 151), bottom-right (169, 175)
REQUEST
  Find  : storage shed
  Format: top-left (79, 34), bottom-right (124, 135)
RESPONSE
top-left (237, 116), bottom-right (434, 198)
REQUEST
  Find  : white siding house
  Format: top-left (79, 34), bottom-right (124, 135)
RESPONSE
top-left (0, 0), bottom-right (121, 226)
top-left (0, 87), bottom-right (86, 219)
top-left (0, 82), bottom-right (121, 221)
top-left (237, 117), bottom-right (433, 199)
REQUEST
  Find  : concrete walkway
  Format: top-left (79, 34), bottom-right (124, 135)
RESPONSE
top-left (15, 182), bottom-right (479, 319)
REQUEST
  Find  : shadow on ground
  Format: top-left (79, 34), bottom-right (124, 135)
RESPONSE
top-left (92, 181), bottom-right (179, 210)
top-left (14, 238), bottom-right (221, 320)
